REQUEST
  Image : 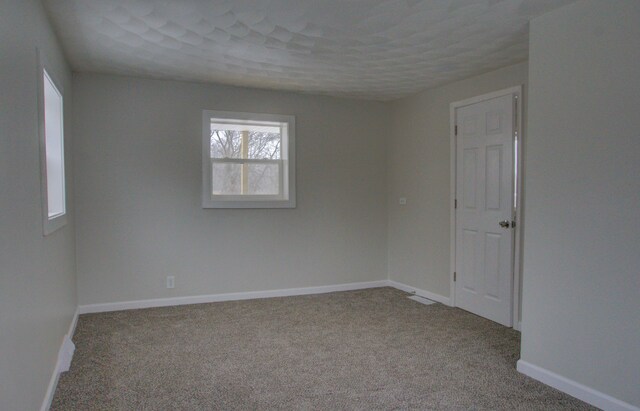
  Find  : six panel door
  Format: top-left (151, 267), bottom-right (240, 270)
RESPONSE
top-left (455, 94), bottom-right (515, 326)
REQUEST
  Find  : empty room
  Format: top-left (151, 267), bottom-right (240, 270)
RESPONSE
top-left (1, 0), bottom-right (638, 410)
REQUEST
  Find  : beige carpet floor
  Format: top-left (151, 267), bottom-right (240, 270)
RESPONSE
top-left (52, 287), bottom-right (595, 410)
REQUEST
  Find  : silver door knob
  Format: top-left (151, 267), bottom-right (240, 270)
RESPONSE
top-left (499, 220), bottom-right (511, 228)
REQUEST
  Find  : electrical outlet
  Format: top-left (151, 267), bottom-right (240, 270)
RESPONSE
top-left (166, 276), bottom-right (175, 289)
top-left (399, 197), bottom-right (407, 205)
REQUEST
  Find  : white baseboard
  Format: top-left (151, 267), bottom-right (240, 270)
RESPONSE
top-left (76, 279), bottom-right (455, 315)
top-left (387, 280), bottom-right (451, 306)
top-left (517, 360), bottom-right (639, 411)
top-left (41, 308), bottom-right (79, 411)
top-left (78, 280), bottom-right (390, 314)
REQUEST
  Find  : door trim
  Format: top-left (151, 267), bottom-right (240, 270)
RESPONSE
top-left (449, 85), bottom-right (523, 329)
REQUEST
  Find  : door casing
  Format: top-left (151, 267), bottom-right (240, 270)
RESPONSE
top-left (449, 86), bottom-right (523, 330)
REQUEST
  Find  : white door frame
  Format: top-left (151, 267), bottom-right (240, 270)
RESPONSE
top-left (449, 85), bottom-right (523, 330)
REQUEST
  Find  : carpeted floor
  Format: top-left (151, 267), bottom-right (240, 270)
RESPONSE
top-left (52, 287), bottom-right (596, 410)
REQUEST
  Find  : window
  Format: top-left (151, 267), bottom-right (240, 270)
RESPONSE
top-left (202, 110), bottom-right (295, 208)
top-left (38, 59), bottom-right (67, 235)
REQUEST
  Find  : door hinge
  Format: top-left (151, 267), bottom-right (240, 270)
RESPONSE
top-left (454, 199), bottom-right (458, 209)
top-left (454, 125), bottom-right (458, 136)
top-left (454, 272), bottom-right (457, 282)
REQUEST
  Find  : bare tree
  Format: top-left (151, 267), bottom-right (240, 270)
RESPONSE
top-left (210, 130), bottom-right (238, 158)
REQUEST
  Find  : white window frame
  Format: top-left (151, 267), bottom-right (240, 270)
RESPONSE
top-left (202, 110), bottom-right (296, 209)
top-left (37, 51), bottom-right (67, 235)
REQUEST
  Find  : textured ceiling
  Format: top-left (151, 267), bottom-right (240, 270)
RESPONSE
top-left (43, 0), bottom-right (573, 100)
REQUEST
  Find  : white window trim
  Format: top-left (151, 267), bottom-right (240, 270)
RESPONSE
top-left (202, 110), bottom-right (296, 209)
top-left (37, 50), bottom-right (67, 235)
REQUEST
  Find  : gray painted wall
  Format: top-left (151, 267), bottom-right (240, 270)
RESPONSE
top-left (521, 0), bottom-right (640, 406)
top-left (388, 62), bottom-right (528, 302)
top-left (73, 74), bottom-right (389, 305)
top-left (0, 0), bottom-right (77, 410)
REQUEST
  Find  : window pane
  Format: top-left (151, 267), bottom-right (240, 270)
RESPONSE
top-left (203, 111), bottom-right (294, 208)
top-left (43, 71), bottom-right (65, 218)
top-left (248, 131), bottom-right (281, 159)
top-left (247, 162), bottom-right (280, 195)
top-left (210, 129), bottom-right (242, 159)
top-left (211, 162), bottom-right (241, 194)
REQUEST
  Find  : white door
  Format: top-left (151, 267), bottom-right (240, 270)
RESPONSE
top-left (455, 93), bottom-right (515, 326)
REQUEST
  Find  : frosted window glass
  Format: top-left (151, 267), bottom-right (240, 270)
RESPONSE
top-left (211, 163), bottom-right (242, 194)
top-left (43, 70), bottom-right (65, 218)
top-left (247, 163), bottom-right (280, 195)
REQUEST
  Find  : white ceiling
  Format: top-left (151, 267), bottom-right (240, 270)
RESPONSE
top-left (43, 0), bottom-right (573, 100)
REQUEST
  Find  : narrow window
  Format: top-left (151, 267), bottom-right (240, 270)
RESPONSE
top-left (39, 63), bottom-right (67, 234)
top-left (202, 111), bottom-right (295, 208)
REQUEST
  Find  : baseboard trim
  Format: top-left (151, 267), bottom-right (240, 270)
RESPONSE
top-left (517, 360), bottom-right (639, 411)
top-left (387, 280), bottom-right (451, 306)
top-left (41, 308), bottom-right (79, 411)
top-left (78, 280), bottom-right (390, 314)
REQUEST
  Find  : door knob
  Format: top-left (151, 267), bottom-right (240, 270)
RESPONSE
top-left (499, 220), bottom-right (511, 228)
